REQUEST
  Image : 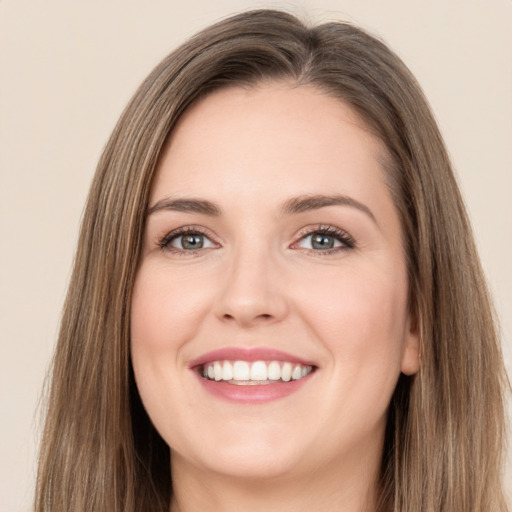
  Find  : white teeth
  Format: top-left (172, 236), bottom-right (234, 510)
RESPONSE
top-left (291, 365), bottom-right (302, 380)
top-left (223, 361), bottom-right (233, 381)
top-left (250, 361), bottom-right (267, 381)
top-left (267, 361), bottom-right (281, 380)
top-left (213, 361), bottom-right (223, 381)
top-left (281, 362), bottom-right (292, 382)
top-left (201, 360), bottom-right (313, 384)
top-left (233, 361), bottom-right (250, 380)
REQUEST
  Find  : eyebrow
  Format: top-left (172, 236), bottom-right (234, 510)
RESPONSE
top-left (148, 197), bottom-right (222, 216)
top-left (280, 194), bottom-right (376, 222)
top-left (147, 193), bottom-right (376, 223)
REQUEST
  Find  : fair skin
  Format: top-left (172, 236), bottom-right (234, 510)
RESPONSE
top-left (131, 83), bottom-right (419, 512)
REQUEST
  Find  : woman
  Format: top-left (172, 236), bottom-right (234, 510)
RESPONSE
top-left (34, 9), bottom-right (509, 512)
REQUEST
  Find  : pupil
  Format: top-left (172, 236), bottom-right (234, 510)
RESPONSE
top-left (182, 234), bottom-right (203, 249)
top-left (312, 234), bottom-right (334, 250)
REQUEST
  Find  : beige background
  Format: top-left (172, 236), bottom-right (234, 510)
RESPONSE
top-left (1, 1), bottom-right (511, 510)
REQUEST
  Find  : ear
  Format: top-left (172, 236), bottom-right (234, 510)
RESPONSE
top-left (401, 309), bottom-right (420, 376)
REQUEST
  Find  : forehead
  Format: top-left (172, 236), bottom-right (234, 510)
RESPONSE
top-left (151, 83), bottom-right (390, 210)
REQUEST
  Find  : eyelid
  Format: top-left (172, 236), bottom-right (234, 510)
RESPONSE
top-left (291, 224), bottom-right (356, 252)
top-left (158, 225), bottom-right (221, 253)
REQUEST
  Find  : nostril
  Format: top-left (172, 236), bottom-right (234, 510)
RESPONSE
top-left (222, 313), bottom-right (272, 321)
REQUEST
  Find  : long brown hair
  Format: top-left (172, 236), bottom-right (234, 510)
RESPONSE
top-left (35, 9), bottom-right (509, 511)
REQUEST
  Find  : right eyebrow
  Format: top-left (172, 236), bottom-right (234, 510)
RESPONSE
top-left (147, 197), bottom-right (222, 217)
top-left (280, 194), bottom-right (377, 224)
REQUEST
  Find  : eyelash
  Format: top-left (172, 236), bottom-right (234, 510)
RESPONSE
top-left (294, 225), bottom-right (355, 255)
top-left (159, 225), bottom-right (216, 255)
top-left (158, 224), bottom-right (355, 256)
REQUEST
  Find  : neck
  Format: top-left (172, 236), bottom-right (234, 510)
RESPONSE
top-left (169, 447), bottom-right (381, 512)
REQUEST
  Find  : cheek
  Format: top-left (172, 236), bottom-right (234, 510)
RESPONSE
top-left (131, 263), bottom-right (214, 355)
top-left (130, 263), bottom-right (213, 447)
top-left (130, 263), bottom-right (208, 404)
top-left (295, 263), bottom-right (408, 376)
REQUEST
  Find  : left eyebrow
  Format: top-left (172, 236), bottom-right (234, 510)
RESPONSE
top-left (147, 197), bottom-right (222, 216)
top-left (280, 194), bottom-right (376, 223)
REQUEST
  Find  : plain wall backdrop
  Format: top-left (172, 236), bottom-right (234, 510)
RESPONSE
top-left (1, 1), bottom-right (511, 510)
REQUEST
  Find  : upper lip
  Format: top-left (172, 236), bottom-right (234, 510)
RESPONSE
top-left (188, 347), bottom-right (317, 369)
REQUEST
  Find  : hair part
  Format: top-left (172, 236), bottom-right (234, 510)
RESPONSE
top-left (35, 9), bottom-right (509, 512)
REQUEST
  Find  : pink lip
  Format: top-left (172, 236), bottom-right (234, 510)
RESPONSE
top-left (188, 347), bottom-right (316, 368)
top-left (196, 376), bottom-right (313, 403)
top-left (189, 347), bottom-right (317, 404)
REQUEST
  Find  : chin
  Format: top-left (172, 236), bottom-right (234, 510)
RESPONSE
top-left (171, 425), bottom-right (313, 482)
top-left (193, 447), bottom-right (306, 481)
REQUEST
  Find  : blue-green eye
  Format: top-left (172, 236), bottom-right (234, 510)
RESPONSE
top-left (295, 227), bottom-right (354, 252)
top-left (160, 228), bottom-right (217, 252)
top-left (311, 233), bottom-right (338, 250)
top-left (171, 233), bottom-right (208, 250)
top-left (298, 233), bottom-right (342, 250)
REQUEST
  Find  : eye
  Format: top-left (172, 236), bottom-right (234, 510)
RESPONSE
top-left (170, 233), bottom-right (214, 250)
top-left (159, 227), bottom-right (218, 253)
top-left (294, 226), bottom-right (355, 253)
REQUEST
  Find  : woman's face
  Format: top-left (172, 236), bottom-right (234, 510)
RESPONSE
top-left (131, 84), bottom-right (419, 482)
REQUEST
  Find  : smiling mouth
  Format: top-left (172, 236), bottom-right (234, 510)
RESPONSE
top-left (200, 360), bottom-right (315, 385)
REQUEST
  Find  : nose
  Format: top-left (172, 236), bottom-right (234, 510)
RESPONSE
top-left (214, 245), bottom-right (289, 328)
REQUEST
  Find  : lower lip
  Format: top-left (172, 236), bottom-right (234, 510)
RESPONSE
top-left (195, 373), bottom-right (313, 403)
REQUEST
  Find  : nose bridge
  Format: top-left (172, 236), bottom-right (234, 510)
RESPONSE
top-left (216, 235), bottom-right (288, 326)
